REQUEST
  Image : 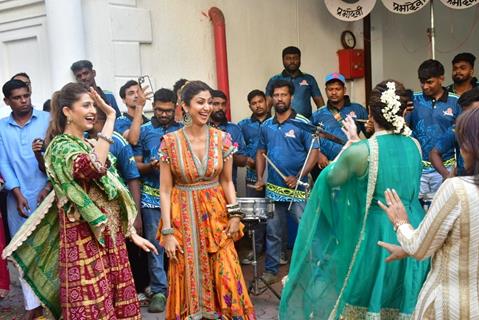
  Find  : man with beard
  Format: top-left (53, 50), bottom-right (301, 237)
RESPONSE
top-left (114, 80), bottom-right (149, 144)
top-left (446, 52), bottom-right (477, 96)
top-left (70, 60), bottom-right (121, 117)
top-left (238, 89), bottom-right (271, 265)
top-left (254, 80), bottom-right (319, 285)
top-left (266, 46), bottom-right (324, 119)
top-left (312, 73), bottom-right (368, 168)
top-left (0, 79), bottom-right (50, 319)
top-left (133, 88), bottom-right (182, 313)
top-left (209, 90), bottom-right (247, 186)
top-left (407, 59), bottom-right (460, 208)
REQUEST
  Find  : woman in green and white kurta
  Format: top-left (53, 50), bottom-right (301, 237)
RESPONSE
top-left (280, 80), bottom-right (430, 319)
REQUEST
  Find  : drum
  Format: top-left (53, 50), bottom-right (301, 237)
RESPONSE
top-left (237, 198), bottom-right (274, 222)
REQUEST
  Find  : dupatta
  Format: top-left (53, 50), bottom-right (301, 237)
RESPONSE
top-left (279, 136), bottom-right (379, 319)
top-left (2, 134), bottom-right (137, 318)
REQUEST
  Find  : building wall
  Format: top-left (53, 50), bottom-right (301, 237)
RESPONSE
top-left (82, 0), bottom-right (365, 121)
top-left (0, 0), bottom-right (50, 117)
top-left (1, 1), bottom-right (477, 120)
top-left (371, 4), bottom-right (479, 92)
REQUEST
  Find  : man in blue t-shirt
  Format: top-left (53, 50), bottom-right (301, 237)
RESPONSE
top-left (133, 88), bottom-right (182, 313)
top-left (238, 89), bottom-right (271, 196)
top-left (238, 89), bottom-right (271, 265)
top-left (70, 59), bottom-right (121, 117)
top-left (254, 80), bottom-right (319, 285)
top-left (114, 80), bottom-right (149, 142)
top-left (407, 59), bottom-right (460, 205)
top-left (430, 87), bottom-right (479, 178)
top-left (311, 72), bottom-right (368, 168)
top-left (446, 52), bottom-right (478, 96)
top-left (265, 46), bottom-right (324, 119)
top-left (209, 90), bottom-right (247, 186)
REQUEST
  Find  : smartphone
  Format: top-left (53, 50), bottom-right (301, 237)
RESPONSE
top-left (138, 75), bottom-right (154, 92)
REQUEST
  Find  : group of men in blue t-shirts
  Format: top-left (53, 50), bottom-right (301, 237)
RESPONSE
top-left (1, 46), bottom-right (478, 317)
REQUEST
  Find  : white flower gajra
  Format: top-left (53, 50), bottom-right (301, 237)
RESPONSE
top-left (380, 82), bottom-right (412, 136)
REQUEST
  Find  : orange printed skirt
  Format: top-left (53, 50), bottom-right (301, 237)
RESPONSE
top-left (159, 182), bottom-right (256, 320)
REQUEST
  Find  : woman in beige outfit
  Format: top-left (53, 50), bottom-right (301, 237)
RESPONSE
top-left (378, 106), bottom-right (479, 320)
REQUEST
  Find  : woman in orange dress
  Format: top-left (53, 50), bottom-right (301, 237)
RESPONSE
top-left (158, 81), bottom-right (256, 320)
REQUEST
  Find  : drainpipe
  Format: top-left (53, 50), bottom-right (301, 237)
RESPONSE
top-left (208, 7), bottom-right (231, 120)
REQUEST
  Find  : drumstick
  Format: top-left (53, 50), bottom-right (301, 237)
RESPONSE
top-left (262, 154), bottom-right (287, 180)
top-left (262, 154), bottom-right (308, 188)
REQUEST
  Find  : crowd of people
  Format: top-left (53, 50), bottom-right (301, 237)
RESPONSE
top-left (0, 46), bottom-right (477, 320)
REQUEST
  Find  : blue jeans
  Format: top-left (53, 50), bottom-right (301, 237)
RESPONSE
top-left (264, 201), bottom-right (305, 274)
top-left (142, 207), bottom-right (167, 295)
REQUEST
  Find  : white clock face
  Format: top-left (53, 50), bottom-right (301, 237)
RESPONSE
top-left (345, 33), bottom-right (355, 47)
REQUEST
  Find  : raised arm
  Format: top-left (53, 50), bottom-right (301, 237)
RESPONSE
top-left (379, 179), bottom-right (461, 260)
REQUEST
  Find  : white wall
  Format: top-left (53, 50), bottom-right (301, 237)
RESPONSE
top-left (137, 0), bottom-right (365, 122)
top-left (0, 0), bottom-right (51, 117)
top-left (371, 3), bottom-right (479, 91)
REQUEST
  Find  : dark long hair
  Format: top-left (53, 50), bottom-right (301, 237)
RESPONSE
top-left (368, 80), bottom-right (411, 134)
top-left (455, 107), bottom-right (479, 184)
top-left (45, 83), bottom-right (89, 145)
top-left (179, 81), bottom-right (212, 106)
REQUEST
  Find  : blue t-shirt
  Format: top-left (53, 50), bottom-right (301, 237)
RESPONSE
top-left (238, 115), bottom-right (271, 183)
top-left (114, 112), bottom-right (150, 135)
top-left (110, 132), bottom-right (140, 182)
top-left (133, 119), bottom-right (183, 208)
top-left (257, 111), bottom-right (319, 202)
top-left (214, 122), bottom-right (246, 185)
top-left (435, 127), bottom-right (464, 175)
top-left (100, 88), bottom-right (121, 118)
top-left (407, 90), bottom-right (460, 169)
top-left (266, 70), bottom-right (322, 119)
top-left (311, 99), bottom-right (368, 160)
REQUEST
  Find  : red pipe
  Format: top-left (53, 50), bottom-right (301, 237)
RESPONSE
top-left (208, 7), bottom-right (231, 120)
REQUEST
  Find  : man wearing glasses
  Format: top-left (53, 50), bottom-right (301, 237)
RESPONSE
top-left (132, 88), bottom-right (182, 313)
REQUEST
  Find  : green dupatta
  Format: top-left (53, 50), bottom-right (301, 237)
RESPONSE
top-left (2, 134), bottom-right (137, 319)
top-left (279, 136), bottom-right (378, 319)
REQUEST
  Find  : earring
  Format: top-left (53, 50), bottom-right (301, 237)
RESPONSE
top-left (66, 117), bottom-right (72, 125)
top-left (183, 112), bottom-right (192, 127)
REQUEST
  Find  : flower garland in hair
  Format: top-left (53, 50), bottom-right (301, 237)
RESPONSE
top-left (380, 82), bottom-right (411, 135)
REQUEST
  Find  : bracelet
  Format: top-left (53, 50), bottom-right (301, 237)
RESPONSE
top-left (161, 227), bottom-right (174, 236)
top-left (227, 207), bottom-right (241, 214)
top-left (228, 213), bottom-right (244, 219)
top-left (226, 203), bottom-right (240, 213)
top-left (88, 151), bottom-right (108, 173)
top-left (97, 132), bottom-right (114, 144)
top-left (393, 219), bottom-right (409, 232)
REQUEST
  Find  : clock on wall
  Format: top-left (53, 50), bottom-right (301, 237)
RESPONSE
top-left (341, 30), bottom-right (356, 49)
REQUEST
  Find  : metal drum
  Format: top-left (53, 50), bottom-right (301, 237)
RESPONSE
top-left (237, 198), bottom-right (274, 222)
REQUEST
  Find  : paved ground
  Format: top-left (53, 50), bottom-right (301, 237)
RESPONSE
top-left (0, 254), bottom-right (286, 320)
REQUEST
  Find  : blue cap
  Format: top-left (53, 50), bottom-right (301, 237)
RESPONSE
top-left (325, 72), bottom-right (346, 85)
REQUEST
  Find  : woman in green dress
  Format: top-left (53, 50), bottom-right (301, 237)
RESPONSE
top-left (279, 80), bottom-right (430, 319)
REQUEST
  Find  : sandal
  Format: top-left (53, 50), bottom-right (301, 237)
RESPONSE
top-left (138, 292), bottom-right (149, 307)
top-left (0, 288), bottom-right (8, 300)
